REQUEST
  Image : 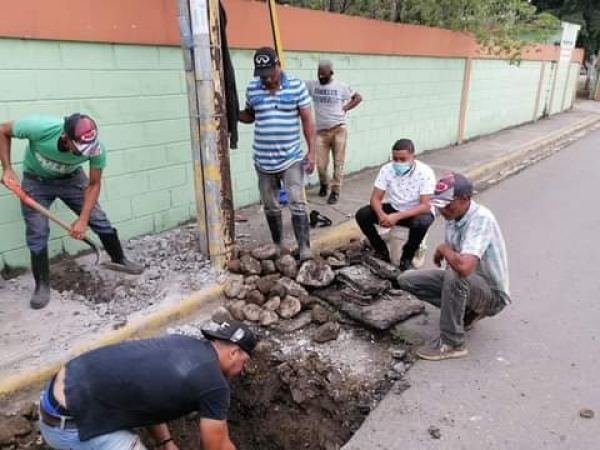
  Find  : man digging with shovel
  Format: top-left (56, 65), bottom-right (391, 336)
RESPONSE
top-left (0, 113), bottom-right (144, 310)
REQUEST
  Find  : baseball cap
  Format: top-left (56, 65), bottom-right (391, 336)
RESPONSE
top-left (64, 113), bottom-right (101, 157)
top-left (253, 47), bottom-right (279, 77)
top-left (201, 320), bottom-right (258, 356)
top-left (430, 172), bottom-right (473, 208)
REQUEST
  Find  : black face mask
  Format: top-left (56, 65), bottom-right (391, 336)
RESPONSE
top-left (318, 76), bottom-right (331, 85)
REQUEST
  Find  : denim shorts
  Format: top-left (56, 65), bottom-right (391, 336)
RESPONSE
top-left (39, 420), bottom-right (147, 450)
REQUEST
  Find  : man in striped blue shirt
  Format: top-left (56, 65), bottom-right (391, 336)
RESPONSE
top-left (239, 47), bottom-right (317, 260)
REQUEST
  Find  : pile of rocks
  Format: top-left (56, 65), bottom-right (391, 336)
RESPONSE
top-left (222, 240), bottom-right (423, 337)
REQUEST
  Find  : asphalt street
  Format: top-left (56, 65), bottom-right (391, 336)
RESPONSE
top-left (344, 128), bottom-right (600, 449)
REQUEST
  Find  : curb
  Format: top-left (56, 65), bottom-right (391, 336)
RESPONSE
top-left (464, 115), bottom-right (600, 182)
top-left (1, 113), bottom-right (598, 400)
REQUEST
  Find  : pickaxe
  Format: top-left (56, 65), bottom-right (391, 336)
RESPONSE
top-left (4, 178), bottom-right (101, 264)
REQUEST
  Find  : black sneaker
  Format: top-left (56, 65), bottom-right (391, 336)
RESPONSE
top-left (327, 192), bottom-right (339, 204)
top-left (399, 259), bottom-right (415, 272)
top-left (318, 184), bottom-right (328, 197)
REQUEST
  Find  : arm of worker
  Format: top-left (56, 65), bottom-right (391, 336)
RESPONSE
top-left (388, 194), bottom-right (432, 223)
top-left (0, 121), bottom-right (18, 186)
top-left (70, 168), bottom-right (102, 240)
top-left (199, 418), bottom-right (236, 450)
top-left (369, 187), bottom-right (396, 228)
top-left (148, 423), bottom-right (179, 450)
top-left (299, 105), bottom-right (316, 173)
top-left (343, 92), bottom-right (362, 112)
top-left (434, 214), bottom-right (492, 276)
top-left (238, 107), bottom-right (255, 124)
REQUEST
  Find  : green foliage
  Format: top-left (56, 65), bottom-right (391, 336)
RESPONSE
top-left (280, 0), bottom-right (561, 61)
top-left (532, 0), bottom-right (600, 59)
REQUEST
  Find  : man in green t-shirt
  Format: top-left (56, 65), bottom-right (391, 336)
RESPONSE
top-left (0, 114), bottom-right (144, 310)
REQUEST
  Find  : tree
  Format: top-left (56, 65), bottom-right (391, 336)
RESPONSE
top-left (279, 0), bottom-right (561, 60)
top-left (532, 0), bottom-right (600, 59)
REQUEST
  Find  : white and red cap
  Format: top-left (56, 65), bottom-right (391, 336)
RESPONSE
top-left (64, 113), bottom-right (101, 157)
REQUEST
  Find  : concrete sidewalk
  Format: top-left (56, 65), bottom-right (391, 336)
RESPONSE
top-left (1, 100), bottom-right (600, 401)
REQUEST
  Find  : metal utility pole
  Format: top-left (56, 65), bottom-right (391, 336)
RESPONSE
top-left (177, 0), bottom-right (234, 268)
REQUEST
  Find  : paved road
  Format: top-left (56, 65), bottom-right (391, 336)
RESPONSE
top-left (344, 130), bottom-right (600, 449)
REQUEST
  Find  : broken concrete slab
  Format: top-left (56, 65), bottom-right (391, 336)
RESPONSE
top-left (335, 265), bottom-right (391, 296)
top-left (313, 287), bottom-right (424, 330)
top-left (296, 259), bottom-right (335, 288)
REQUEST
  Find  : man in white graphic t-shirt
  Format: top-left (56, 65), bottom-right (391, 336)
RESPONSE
top-left (355, 139), bottom-right (436, 272)
top-left (306, 60), bottom-right (362, 204)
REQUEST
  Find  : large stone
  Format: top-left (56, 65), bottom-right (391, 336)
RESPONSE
top-left (336, 264), bottom-right (392, 296)
top-left (244, 275), bottom-right (261, 286)
top-left (223, 274), bottom-right (245, 299)
top-left (296, 259), bottom-right (335, 288)
top-left (251, 243), bottom-right (281, 261)
top-left (259, 310), bottom-right (279, 327)
top-left (314, 322), bottom-right (341, 343)
top-left (311, 304), bottom-right (331, 324)
top-left (0, 415), bottom-right (31, 446)
top-left (246, 289), bottom-right (266, 306)
top-left (277, 277), bottom-right (308, 298)
top-left (363, 255), bottom-right (400, 280)
top-left (240, 255), bottom-right (262, 276)
top-left (298, 294), bottom-right (316, 309)
top-left (277, 311), bottom-right (313, 332)
top-left (228, 300), bottom-right (247, 321)
top-left (278, 295), bottom-right (302, 319)
top-left (243, 304), bottom-right (263, 322)
top-left (313, 287), bottom-right (424, 330)
top-left (326, 255), bottom-right (348, 269)
top-left (261, 259), bottom-right (277, 275)
top-left (276, 255), bottom-right (298, 278)
top-left (263, 296), bottom-right (281, 312)
top-left (256, 275), bottom-right (279, 295)
top-left (212, 306), bottom-right (234, 323)
top-left (225, 259), bottom-right (242, 273)
top-left (236, 285), bottom-right (251, 300)
top-left (269, 283), bottom-right (287, 299)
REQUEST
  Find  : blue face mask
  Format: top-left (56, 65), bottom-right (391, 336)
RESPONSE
top-left (393, 162), bottom-right (412, 176)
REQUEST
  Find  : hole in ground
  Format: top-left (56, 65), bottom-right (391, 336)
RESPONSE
top-left (149, 337), bottom-right (395, 450)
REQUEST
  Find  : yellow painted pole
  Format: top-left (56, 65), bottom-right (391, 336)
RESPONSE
top-left (268, 0), bottom-right (286, 68)
top-left (267, 0), bottom-right (309, 202)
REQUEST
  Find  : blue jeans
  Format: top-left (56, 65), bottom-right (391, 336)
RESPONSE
top-left (21, 170), bottom-right (114, 253)
top-left (39, 420), bottom-right (147, 450)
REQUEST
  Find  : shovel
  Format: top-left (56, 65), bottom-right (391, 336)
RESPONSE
top-left (4, 177), bottom-right (101, 264)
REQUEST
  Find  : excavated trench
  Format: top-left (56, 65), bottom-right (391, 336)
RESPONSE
top-left (2, 239), bottom-right (424, 450)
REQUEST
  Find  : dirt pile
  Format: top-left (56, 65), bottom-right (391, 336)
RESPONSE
top-left (6, 223), bottom-right (221, 319)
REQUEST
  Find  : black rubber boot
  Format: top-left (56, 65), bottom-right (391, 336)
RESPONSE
top-left (30, 248), bottom-right (51, 310)
top-left (97, 228), bottom-right (145, 275)
top-left (266, 213), bottom-right (283, 245)
top-left (291, 214), bottom-right (313, 261)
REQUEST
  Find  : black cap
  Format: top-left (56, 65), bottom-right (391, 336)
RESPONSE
top-left (430, 172), bottom-right (473, 208)
top-left (201, 320), bottom-right (258, 356)
top-left (253, 47), bottom-right (279, 77)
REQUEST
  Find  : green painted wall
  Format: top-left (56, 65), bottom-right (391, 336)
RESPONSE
top-left (0, 38), bottom-right (579, 271)
top-left (0, 39), bottom-right (193, 270)
top-left (464, 60), bottom-right (541, 139)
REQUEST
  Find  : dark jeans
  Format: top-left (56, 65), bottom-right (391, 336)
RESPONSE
top-left (355, 203), bottom-right (434, 261)
top-left (397, 269), bottom-right (506, 346)
top-left (21, 170), bottom-right (114, 254)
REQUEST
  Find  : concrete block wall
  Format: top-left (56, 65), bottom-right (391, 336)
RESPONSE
top-left (231, 50), bottom-right (465, 206)
top-left (0, 38), bottom-right (581, 271)
top-left (464, 60), bottom-right (542, 139)
top-left (0, 39), bottom-right (194, 271)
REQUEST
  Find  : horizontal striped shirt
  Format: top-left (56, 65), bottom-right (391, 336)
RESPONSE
top-left (246, 72), bottom-right (311, 173)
